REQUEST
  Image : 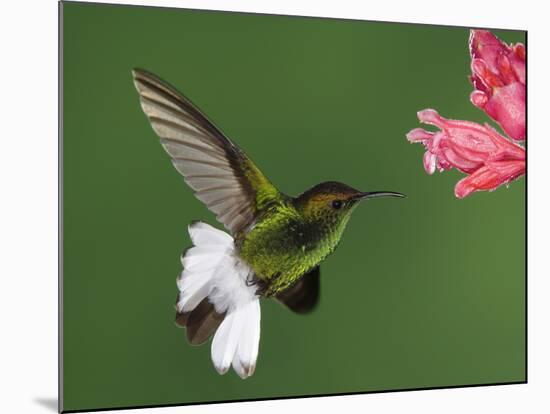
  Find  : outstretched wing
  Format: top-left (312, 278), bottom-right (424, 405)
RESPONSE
top-left (132, 68), bottom-right (280, 235)
top-left (276, 266), bottom-right (320, 314)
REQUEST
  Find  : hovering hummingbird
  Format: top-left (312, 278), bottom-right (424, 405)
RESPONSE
top-left (132, 69), bottom-right (404, 379)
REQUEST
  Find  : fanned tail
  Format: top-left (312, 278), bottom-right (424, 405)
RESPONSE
top-left (175, 221), bottom-right (261, 379)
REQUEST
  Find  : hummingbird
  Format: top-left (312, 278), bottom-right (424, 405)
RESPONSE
top-left (132, 69), bottom-right (404, 379)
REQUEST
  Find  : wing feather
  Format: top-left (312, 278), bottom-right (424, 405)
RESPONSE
top-left (133, 68), bottom-right (280, 235)
top-left (276, 266), bottom-right (321, 314)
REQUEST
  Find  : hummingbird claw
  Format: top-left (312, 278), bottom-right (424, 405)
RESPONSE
top-left (245, 274), bottom-right (259, 288)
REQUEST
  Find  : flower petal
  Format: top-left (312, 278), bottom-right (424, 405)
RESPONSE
top-left (469, 30), bottom-right (525, 141)
top-left (483, 83), bottom-right (526, 141)
top-left (454, 159), bottom-right (525, 198)
top-left (423, 151), bottom-right (437, 175)
top-left (406, 128), bottom-right (433, 143)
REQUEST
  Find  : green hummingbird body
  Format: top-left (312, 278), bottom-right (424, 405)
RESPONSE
top-left (132, 68), bottom-right (404, 378)
top-left (237, 190), bottom-right (354, 296)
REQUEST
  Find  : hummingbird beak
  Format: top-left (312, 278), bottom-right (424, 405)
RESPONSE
top-left (354, 191), bottom-right (406, 201)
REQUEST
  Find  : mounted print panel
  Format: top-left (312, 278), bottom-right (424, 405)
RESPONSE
top-left (60, 1), bottom-right (526, 412)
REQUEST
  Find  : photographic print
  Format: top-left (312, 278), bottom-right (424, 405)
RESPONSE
top-left (60, 1), bottom-right (526, 411)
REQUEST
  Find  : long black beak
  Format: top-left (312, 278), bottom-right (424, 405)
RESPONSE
top-left (354, 191), bottom-right (406, 200)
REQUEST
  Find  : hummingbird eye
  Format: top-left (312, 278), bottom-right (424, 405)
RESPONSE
top-left (331, 200), bottom-right (343, 210)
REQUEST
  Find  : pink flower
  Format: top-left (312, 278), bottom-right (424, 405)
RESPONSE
top-left (469, 30), bottom-right (526, 141)
top-left (406, 29), bottom-right (525, 199)
top-left (407, 109), bottom-right (525, 198)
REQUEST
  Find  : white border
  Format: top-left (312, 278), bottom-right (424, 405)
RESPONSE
top-left (1, 1), bottom-right (548, 413)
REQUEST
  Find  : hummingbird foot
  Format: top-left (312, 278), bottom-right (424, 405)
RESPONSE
top-left (245, 275), bottom-right (270, 297)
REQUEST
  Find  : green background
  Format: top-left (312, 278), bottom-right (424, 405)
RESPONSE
top-left (61, 2), bottom-right (526, 411)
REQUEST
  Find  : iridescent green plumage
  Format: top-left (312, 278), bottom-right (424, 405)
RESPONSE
top-left (132, 69), bottom-right (404, 306)
top-left (238, 182), bottom-right (366, 296)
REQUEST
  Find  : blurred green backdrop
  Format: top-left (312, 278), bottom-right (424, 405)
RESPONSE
top-left (61, 2), bottom-right (526, 411)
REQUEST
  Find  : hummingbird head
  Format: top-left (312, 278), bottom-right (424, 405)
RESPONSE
top-left (294, 181), bottom-right (405, 234)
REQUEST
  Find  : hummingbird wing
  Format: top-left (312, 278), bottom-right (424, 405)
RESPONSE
top-left (132, 69), bottom-right (280, 235)
top-left (276, 266), bottom-right (320, 314)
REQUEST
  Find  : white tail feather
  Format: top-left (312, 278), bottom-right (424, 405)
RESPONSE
top-left (232, 300), bottom-right (260, 378)
top-left (176, 221), bottom-right (261, 379)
